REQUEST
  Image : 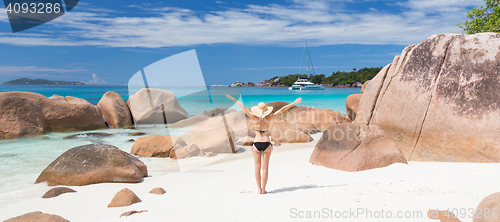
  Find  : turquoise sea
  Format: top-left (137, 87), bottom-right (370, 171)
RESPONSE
top-left (0, 85), bottom-right (360, 115)
top-left (0, 85), bottom-right (359, 207)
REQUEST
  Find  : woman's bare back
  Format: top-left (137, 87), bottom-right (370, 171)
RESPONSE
top-left (225, 93), bottom-right (301, 143)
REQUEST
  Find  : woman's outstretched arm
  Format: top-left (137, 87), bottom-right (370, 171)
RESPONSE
top-left (269, 97), bottom-right (302, 119)
top-left (225, 94), bottom-right (258, 120)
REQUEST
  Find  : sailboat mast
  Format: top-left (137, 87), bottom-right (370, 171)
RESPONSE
top-left (306, 41), bottom-right (310, 76)
top-left (308, 44), bottom-right (316, 76)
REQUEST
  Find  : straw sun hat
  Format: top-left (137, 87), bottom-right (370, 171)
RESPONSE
top-left (251, 102), bottom-right (273, 118)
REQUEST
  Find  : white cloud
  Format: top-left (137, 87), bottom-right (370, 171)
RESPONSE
top-left (87, 73), bottom-right (107, 85)
top-left (398, 0), bottom-right (483, 12)
top-left (0, 10), bottom-right (9, 23)
top-left (0, 0), bottom-right (485, 47)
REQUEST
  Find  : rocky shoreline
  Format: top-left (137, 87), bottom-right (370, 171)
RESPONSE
top-left (217, 80), bottom-right (364, 88)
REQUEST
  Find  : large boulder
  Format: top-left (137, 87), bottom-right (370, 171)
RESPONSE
top-left (131, 135), bottom-right (185, 157)
top-left (128, 88), bottom-right (188, 124)
top-left (361, 80), bottom-right (370, 94)
top-left (355, 33), bottom-right (500, 162)
top-left (182, 126), bottom-right (237, 153)
top-left (187, 110), bottom-right (247, 133)
top-left (0, 92), bottom-right (106, 139)
top-left (166, 115), bottom-right (210, 128)
top-left (97, 91), bottom-right (133, 128)
top-left (269, 119), bottom-right (312, 143)
top-left (353, 63), bottom-right (394, 125)
top-left (265, 102), bottom-right (350, 132)
top-left (473, 192), bottom-right (500, 222)
top-left (184, 103), bottom-right (349, 147)
top-left (48, 94), bottom-right (68, 103)
top-left (184, 110), bottom-right (245, 152)
top-left (202, 107), bottom-right (236, 117)
top-left (35, 144), bottom-right (147, 186)
top-left (345, 94), bottom-right (362, 121)
top-left (236, 136), bottom-right (254, 146)
top-left (309, 123), bottom-right (407, 171)
top-left (4, 211), bottom-right (69, 222)
top-left (65, 96), bottom-right (93, 105)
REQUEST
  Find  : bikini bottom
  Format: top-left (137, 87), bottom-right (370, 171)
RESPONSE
top-left (253, 142), bottom-right (272, 152)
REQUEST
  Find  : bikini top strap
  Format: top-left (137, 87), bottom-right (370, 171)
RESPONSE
top-left (256, 130), bottom-right (269, 136)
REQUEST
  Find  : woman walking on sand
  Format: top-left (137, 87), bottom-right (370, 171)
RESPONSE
top-left (226, 94), bottom-right (302, 194)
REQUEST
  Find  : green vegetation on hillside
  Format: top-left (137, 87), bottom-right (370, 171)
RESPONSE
top-left (269, 67), bottom-right (382, 86)
top-left (458, 0), bottom-right (500, 34)
top-left (1, 78), bottom-right (86, 85)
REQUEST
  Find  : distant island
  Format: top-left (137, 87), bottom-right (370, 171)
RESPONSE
top-left (228, 67), bottom-right (383, 87)
top-left (270, 67), bottom-right (382, 86)
top-left (1, 78), bottom-right (86, 85)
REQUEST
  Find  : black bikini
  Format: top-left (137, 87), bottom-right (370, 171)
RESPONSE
top-left (253, 142), bottom-right (272, 152)
top-left (253, 130), bottom-right (272, 152)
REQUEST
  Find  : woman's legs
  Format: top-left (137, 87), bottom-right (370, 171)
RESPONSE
top-left (261, 144), bottom-right (272, 194)
top-left (252, 146), bottom-right (262, 193)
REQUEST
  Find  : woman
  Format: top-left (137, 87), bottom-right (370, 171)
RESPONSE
top-left (226, 94), bottom-right (302, 194)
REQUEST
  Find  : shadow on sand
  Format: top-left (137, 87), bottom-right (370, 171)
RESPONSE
top-left (268, 184), bottom-right (347, 194)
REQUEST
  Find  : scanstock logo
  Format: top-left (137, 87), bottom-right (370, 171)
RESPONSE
top-left (3, 0), bottom-right (79, 33)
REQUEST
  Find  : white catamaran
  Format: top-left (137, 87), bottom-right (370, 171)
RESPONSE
top-left (289, 41), bottom-right (325, 90)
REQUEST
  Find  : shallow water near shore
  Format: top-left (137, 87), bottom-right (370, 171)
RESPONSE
top-left (0, 125), bottom-right (206, 206)
top-left (0, 85), bottom-right (359, 207)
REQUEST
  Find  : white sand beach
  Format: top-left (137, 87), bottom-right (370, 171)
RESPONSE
top-left (1, 133), bottom-right (499, 222)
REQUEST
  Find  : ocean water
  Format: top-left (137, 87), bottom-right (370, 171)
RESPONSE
top-left (0, 85), bottom-right (359, 115)
top-left (0, 85), bottom-right (130, 105)
top-left (0, 85), bottom-right (359, 206)
top-left (230, 86), bottom-right (360, 113)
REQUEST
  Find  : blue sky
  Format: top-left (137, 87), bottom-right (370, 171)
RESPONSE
top-left (0, 0), bottom-right (484, 85)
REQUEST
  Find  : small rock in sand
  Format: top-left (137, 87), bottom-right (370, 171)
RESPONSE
top-left (120, 210), bottom-right (148, 217)
top-left (427, 210), bottom-right (461, 222)
top-left (149, 187), bottom-right (166, 195)
top-left (108, 188), bottom-right (142, 208)
top-left (42, 187), bottom-right (76, 198)
top-left (171, 143), bottom-right (205, 159)
top-left (4, 211), bottom-right (69, 222)
top-left (205, 152), bottom-right (217, 157)
top-left (128, 132), bottom-right (146, 136)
